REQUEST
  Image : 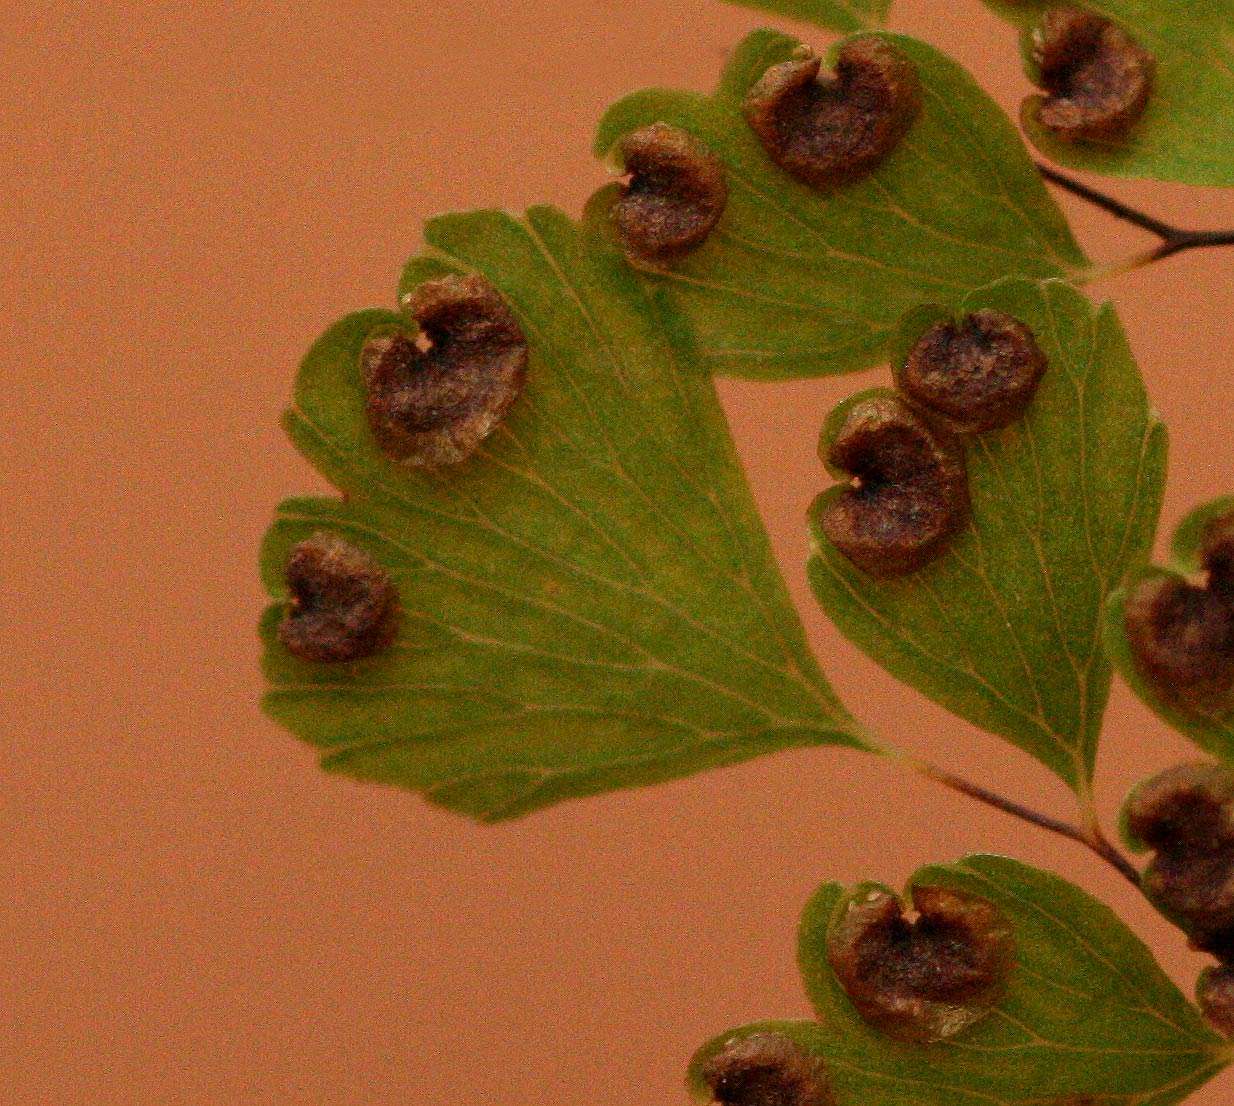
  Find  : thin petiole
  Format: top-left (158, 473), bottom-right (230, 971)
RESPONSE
top-left (898, 755), bottom-right (1142, 887)
top-left (1037, 163), bottom-right (1180, 239)
top-left (1037, 162), bottom-right (1234, 282)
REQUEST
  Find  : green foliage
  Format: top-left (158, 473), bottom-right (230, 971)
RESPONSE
top-left (722, 0), bottom-right (890, 34)
top-left (690, 854), bottom-right (1225, 1105)
top-left (1105, 497), bottom-right (1234, 762)
top-left (981, 0), bottom-right (1234, 187)
top-left (808, 279), bottom-right (1167, 791)
top-left (254, 3), bottom-right (1234, 1097)
top-left (259, 206), bottom-right (869, 821)
top-left (594, 30), bottom-right (1086, 380)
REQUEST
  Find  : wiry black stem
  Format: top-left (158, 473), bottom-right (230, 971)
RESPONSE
top-left (1037, 162), bottom-right (1234, 267)
top-left (912, 760), bottom-right (1142, 888)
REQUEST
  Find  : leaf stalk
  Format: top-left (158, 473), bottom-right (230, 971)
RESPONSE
top-left (901, 756), bottom-right (1142, 887)
top-left (1036, 163), bottom-right (1234, 282)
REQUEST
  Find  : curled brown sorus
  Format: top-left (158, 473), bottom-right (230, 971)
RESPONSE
top-left (743, 37), bottom-right (921, 191)
top-left (363, 274), bottom-right (528, 467)
top-left (278, 532), bottom-right (400, 663)
top-left (819, 393), bottom-right (969, 578)
top-left (701, 1033), bottom-right (833, 1106)
top-left (827, 884), bottom-right (1015, 1042)
top-left (1123, 763), bottom-right (1234, 959)
top-left (1031, 8), bottom-right (1155, 142)
top-left (611, 122), bottom-right (727, 264)
top-left (1198, 964), bottom-right (1234, 1037)
top-left (895, 309), bottom-right (1048, 434)
top-left (1123, 515), bottom-right (1234, 711)
top-left (1202, 510), bottom-right (1234, 601)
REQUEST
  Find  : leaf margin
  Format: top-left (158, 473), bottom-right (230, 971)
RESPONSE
top-left (258, 202), bottom-right (876, 821)
top-left (805, 276), bottom-right (1168, 792)
top-left (1103, 495), bottom-right (1234, 764)
top-left (688, 852), bottom-right (1225, 1105)
top-left (979, 0), bottom-right (1234, 187)
top-left (592, 27), bottom-right (1088, 381)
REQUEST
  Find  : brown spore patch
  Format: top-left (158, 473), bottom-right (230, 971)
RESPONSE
top-left (1124, 763), bottom-right (1234, 959)
top-left (896, 309), bottom-right (1047, 434)
top-left (827, 884), bottom-right (1015, 1042)
top-left (612, 122), bottom-right (727, 264)
top-left (701, 1033), bottom-right (833, 1106)
top-left (743, 37), bottom-right (921, 191)
top-left (278, 532), bottom-right (400, 664)
top-left (1199, 964), bottom-right (1234, 1037)
top-left (819, 393), bottom-right (969, 578)
top-left (1032, 8), bottom-right (1154, 141)
top-left (364, 274), bottom-right (528, 468)
top-left (1124, 576), bottom-right (1234, 712)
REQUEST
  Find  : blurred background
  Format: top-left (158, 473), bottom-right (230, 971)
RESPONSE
top-left (5, 1), bottom-right (1234, 1101)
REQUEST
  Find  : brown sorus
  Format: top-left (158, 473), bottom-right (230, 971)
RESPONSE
top-left (744, 37), bottom-right (921, 191)
top-left (1198, 965), bottom-right (1234, 1037)
top-left (612, 122), bottom-right (727, 264)
top-left (819, 393), bottom-right (969, 577)
top-left (701, 1033), bottom-right (834, 1106)
top-left (896, 309), bottom-right (1048, 434)
top-left (1124, 574), bottom-right (1234, 712)
top-left (1032, 8), bottom-right (1155, 141)
top-left (279, 532), bottom-right (400, 664)
top-left (1124, 763), bottom-right (1234, 959)
top-left (827, 884), bottom-right (1015, 1042)
top-left (364, 274), bottom-right (528, 468)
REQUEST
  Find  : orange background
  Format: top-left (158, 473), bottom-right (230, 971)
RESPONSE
top-left (6, 1), bottom-right (1234, 1102)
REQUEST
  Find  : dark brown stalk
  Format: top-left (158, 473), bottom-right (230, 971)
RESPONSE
top-left (911, 759), bottom-right (1142, 887)
top-left (1038, 162), bottom-right (1234, 271)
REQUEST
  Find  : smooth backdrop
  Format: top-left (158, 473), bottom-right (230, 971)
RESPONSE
top-left (6, 1), bottom-right (1234, 1102)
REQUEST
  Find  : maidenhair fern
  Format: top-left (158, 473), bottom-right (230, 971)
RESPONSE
top-left (258, 2), bottom-right (1234, 1101)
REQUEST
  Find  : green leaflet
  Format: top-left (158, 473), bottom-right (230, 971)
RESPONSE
top-left (689, 854), bottom-right (1226, 1106)
top-left (1105, 496), bottom-right (1234, 761)
top-left (982, 0), bottom-right (1234, 187)
top-left (259, 205), bottom-right (869, 822)
top-left (808, 279), bottom-right (1166, 791)
top-left (593, 29), bottom-right (1087, 380)
top-left (721, 0), bottom-right (891, 34)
